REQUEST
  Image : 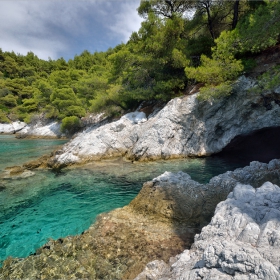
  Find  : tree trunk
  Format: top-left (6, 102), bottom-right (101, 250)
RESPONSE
top-left (205, 1), bottom-right (215, 39)
top-left (232, 0), bottom-right (240, 29)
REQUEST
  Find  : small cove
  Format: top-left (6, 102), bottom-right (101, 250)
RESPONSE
top-left (0, 135), bottom-right (252, 266)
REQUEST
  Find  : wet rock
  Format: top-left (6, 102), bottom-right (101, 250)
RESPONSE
top-left (23, 154), bottom-right (52, 170)
top-left (5, 166), bottom-right (26, 175)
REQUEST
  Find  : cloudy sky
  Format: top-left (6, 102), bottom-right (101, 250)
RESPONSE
top-left (0, 0), bottom-right (143, 61)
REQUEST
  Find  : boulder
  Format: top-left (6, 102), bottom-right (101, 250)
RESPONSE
top-left (135, 181), bottom-right (280, 279)
top-left (17, 121), bottom-right (64, 138)
top-left (0, 121), bottom-right (26, 134)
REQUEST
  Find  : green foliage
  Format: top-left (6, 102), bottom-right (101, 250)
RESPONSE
top-left (0, 0), bottom-right (279, 122)
top-left (241, 58), bottom-right (257, 73)
top-left (185, 54), bottom-right (243, 86)
top-left (185, 0), bottom-right (280, 100)
top-left (21, 98), bottom-right (38, 112)
top-left (0, 94), bottom-right (18, 107)
top-left (197, 82), bottom-right (233, 101)
top-left (61, 116), bottom-right (81, 134)
top-left (251, 66), bottom-right (280, 94)
top-left (0, 109), bottom-right (10, 123)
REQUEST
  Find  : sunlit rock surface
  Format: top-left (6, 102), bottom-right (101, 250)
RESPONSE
top-left (1, 159), bottom-right (280, 279)
top-left (17, 121), bottom-right (64, 138)
top-left (50, 76), bottom-right (280, 167)
top-left (0, 121), bottom-right (26, 134)
top-left (136, 181), bottom-right (280, 280)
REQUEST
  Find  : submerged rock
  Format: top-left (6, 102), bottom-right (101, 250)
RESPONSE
top-left (1, 159), bottom-right (280, 279)
top-left (50, 76), bottom-right (280, 167)
top-left (2, 166), bottom-right (35, 179)
top-left (136, 181), bottom-right (280, 279)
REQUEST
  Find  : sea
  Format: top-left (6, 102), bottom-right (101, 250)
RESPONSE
top-left (0, 134), bottom-right (251, 266)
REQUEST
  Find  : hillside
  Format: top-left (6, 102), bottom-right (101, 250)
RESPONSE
top-left (0, 0), bottom-right (279, 135)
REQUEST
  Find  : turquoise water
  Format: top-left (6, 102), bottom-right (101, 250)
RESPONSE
top-left (0, 135), bottom-right (67, 172)
top-left (0, 135), bottom-right (246, 266)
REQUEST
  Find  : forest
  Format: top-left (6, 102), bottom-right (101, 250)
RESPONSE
top-left (0, 0), bottom-right (280, 133)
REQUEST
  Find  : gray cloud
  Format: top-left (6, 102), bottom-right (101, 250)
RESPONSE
top-left (0, 0), bottom-right (142, 60)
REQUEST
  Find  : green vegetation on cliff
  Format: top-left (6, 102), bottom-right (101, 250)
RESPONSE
top-left (0, 0), bottom-right (279, 125)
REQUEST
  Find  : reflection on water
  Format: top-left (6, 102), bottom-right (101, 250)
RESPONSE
top-left (0, 135), bottom-right (251, 266)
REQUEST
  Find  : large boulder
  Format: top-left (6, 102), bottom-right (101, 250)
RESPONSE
top-left (0, 121), bottom-right (26, 134)
top-left (135, 181), bottom-right (280, 279)
top-left (50, 76), bottom-right (280, 167)
top-left (17, 121), bottom-right (64, 138)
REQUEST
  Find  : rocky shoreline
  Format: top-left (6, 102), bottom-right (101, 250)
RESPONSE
top-left (0, 120), bottom-right (65, 139)
top-left (2, 75), bottom-right (280, 172)
top-left (1, 73), bottom-right (280, 279)
top-left (1, 159), bottom-right (280, 279)
top-left (136, 180), bottom-right (280, 279)
top-left (44, 75), bottom-right (280, 169)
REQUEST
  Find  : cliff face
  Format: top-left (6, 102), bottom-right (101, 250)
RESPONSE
top-left (49, 76), bottom-right (280, 168)
top-left (1, 160), bottom-right (280, 279)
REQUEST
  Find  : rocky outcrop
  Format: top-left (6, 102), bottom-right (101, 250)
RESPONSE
top-left (0, 121), bottom-right (26, 134)
top-left (1, 159), bottom-right (280, 279)
top-left (17, 121), bottom-right (64, 139)
top-left (49, 111), bottom-right (148, 167)
top-left (130, 159), bottom-right (280, 228)
top-left (136, 181), bottom-right (280, 280)
top-left (0, 119), bottom-right (64, 138)
top-left (50, 76), bottom-right (280, 167)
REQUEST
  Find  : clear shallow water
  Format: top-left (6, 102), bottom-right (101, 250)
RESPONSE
top-left (0, 135), bottom-right (248, 266)
top-left (0, 135), bottom-right (67, 172)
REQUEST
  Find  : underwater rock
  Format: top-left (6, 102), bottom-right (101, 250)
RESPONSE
top-left (0, 183), bottom-right (6, 191)
top-left (2, 166), bottom-right (35, 179)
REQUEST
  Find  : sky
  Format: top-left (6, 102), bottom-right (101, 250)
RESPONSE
top-left (0, 0), bottom-right (143, 61)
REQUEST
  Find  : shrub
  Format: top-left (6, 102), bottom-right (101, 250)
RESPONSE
top-left (61, 116), bottom-right (81, 134)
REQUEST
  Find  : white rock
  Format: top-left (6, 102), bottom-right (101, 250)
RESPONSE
top-left (135, 180), bottom-right (280, 279)
top-left (0, 121), bottom-right (26, 134)
top-left (52, 76), bottom-right (280, 166)
top-left (19, 121), bottom-right (63, 138)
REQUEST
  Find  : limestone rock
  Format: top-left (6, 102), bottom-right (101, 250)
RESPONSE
top-left (0, 121), bottom-right (26, 134)
top-left (131, 159), bottom-right (280, 228)
top-left (17, 121), bottom-right (64, 138)
top-left (51, 111), bottom-right (147, 167)
top-left (51, 76), bottom-right (280, 167)
top-left (136, 181), bottom-right (280, 279)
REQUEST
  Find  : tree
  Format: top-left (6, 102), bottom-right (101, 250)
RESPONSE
top-left (185, 0), bottom-right (280, 100)
top-left (138, 0), bottom-right (193, 19)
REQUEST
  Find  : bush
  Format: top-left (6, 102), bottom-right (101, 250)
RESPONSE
top-left (61, 116), bottom-right (81, 134)
top-left (0, 109), bottom-right (10, 123)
